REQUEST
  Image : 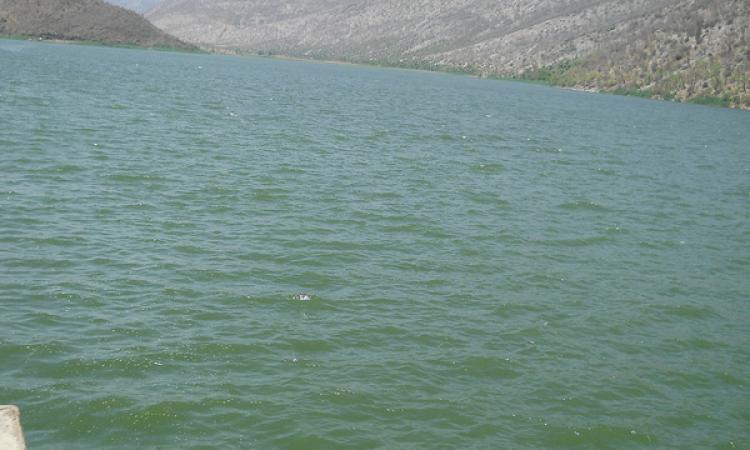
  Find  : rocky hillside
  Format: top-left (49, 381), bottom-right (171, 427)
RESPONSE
top-left (148, 0), bottom-right (749, 108)
top-left (0, 0), bottom-right (193, 50)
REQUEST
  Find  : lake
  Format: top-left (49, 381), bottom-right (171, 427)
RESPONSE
top-left (1, 39), bottom-right (748, 449)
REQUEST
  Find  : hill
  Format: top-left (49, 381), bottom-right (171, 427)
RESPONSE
top-left (147, 0), bottom-right (749, 108)
top-left (0, 0), bottom-right (194, 50)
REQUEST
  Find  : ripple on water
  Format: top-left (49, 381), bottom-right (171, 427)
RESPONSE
top-left (543, 424), bottom-right (654, 448)
top-left (29, 164), bottom-right (87, 174)
top-left (105, 173), bottom-right (168, 183)
top-left (1, 41), bottom-right (749, 450)
top-left (539, 235), bottom-right (613, 247)
top-left (558, 200), bottom-right (611, 212)
top-left (458, 355), bottom-right (522, 380)
top-left (594, 167), bottom-right (617, 176)
top-left (29, 236), bottom-right (87, 247)
top-left (652, 303), bottom-right (720, 321)
top-left (252, 187), bottom-right (290, 201)
top-left (470, 162), bottom-right (505, 174)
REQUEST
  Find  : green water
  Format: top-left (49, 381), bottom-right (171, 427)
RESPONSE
top-left (1, 40), bottom-right (749, 449)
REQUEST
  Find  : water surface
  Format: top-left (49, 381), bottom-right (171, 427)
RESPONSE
top-left (1, 40), bottom-right (749, 449)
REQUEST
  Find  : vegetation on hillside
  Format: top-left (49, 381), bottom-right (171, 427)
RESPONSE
top-left (516, 0), bottom-right (750, 108)
top-left (0, 0), bottom-right (194, 50)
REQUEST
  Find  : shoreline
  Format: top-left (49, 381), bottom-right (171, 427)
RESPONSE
top-left (219, 48), bottom-right (750, 111)
top-left (0, 33), bottom-right (201, 54)
top-left (204, 44), bottom-right (748, 110)
top-left (3, 35), bottom-right (746, 110)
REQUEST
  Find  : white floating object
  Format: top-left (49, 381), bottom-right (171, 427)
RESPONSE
top-left (0, 405), bottom-right (26, 450)
top-left (292, 293), bottom-right (312, 301)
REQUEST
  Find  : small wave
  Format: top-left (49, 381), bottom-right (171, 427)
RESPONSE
top-left (106, 173), bottom-right (166, 183)
top-left (471, 162), bottom-right (505, 174)
top-left (5, 257), bottom-right (72, 269)
top-left (464, 191), bottom-right (511, 208)
top-left (184, 268), bottom-right (247, 282)
top-left (288, 338), bottom-right (334, 352)
top-left (174, 244), bottom-right (206, 255)
top-left (379, 223), bottom-right (423, 234)
top-left (544, 424), bottom-right (649, 447)
top-left (273, 165), bottom-right (306, 175)
top-left (188, 342), bottom-right (272, 355)
top-left (122, 201), bottom-right (156, 210)
top-left (161, 220), bottom-right (198, 230)
top-left (595, 167), bottom-right (617, 176)
top-left (0, 341), bottom-right (71, 358)
top-left (541, 235), bottom-right (612, 247)
top-left (655, 304), bottom-right (719, 320)
top-left (75, 127), bottom-right (98, 133)
top-left (31, 236), bottom-right (86, 247)
top-left (200, 185), bottom-right (237, 195)
top-left (461, 355), bottom-right (521, 379)
top-left (638, 239), bottom-right (686, 249)
top-left (362, 190), bottom-right (402, 200)
top-left (531, 146), bottom-right (565, 154)
top-left (56, 356), bottom-right (163, 377)
top-left (559, 200), bottom-right (610, 211)
top-left (31, 164), bottom-right (86, 174)
top-left (202, 101), bottom-right (225, 110)
top-left (253, 188), bottom-right (289, 201)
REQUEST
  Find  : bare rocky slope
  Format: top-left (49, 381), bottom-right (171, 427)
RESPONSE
top-left (0, 0), bottom-right (193, 50)
top-left (148, 0), bottom-right (749, 107)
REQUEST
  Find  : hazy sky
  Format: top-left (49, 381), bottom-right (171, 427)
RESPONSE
top-left (104, 0), bottom-right (162, 14)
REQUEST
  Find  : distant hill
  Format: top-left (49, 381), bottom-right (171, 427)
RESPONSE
top-left (103, 0), bottom-right (162, 14)
top-left (0, 0), bottom-right (194, 50)
top-left (148, 0), bottom-right (749, 108)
